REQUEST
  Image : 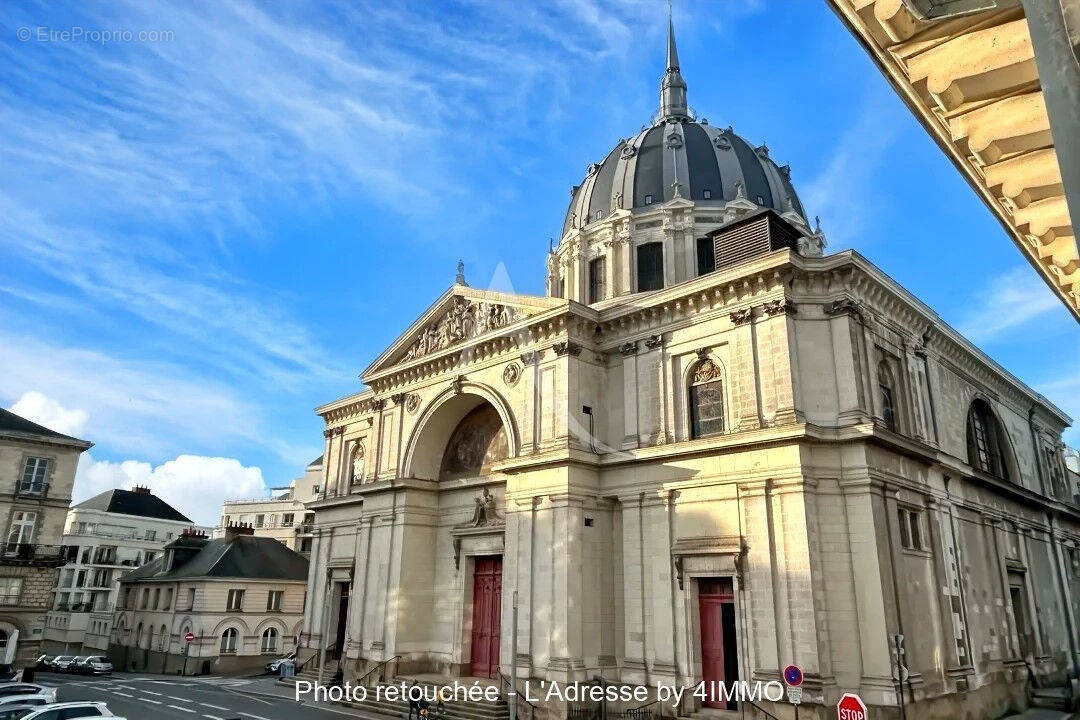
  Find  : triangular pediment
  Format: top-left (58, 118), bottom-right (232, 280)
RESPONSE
top-left (363, 285), bottom-right (563, 379)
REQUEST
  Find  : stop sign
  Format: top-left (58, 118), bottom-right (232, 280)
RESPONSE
top-left (185, 631), bottom-right (195, 642)
top-left (837, 693), bottom-right (867, 720)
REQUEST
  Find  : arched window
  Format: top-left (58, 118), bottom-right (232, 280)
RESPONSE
top-left (878, 362), bottom-right (897, 431)
top-left (967, 399), bottom-right (1010, 480)
top-left (636, 242), bottom-right (664, 292)
top-left (261, 627), bottom-right (279, 653)
top-left (350, 443), bottom-right (366, 485)
top-left (159, 625), bottom-right (168, 651)
top-left (135, 622), bottom-right (143, 649)
top-left (220, 627), bottom-right (238, 654)
top-left (689, 359), bottom-right (725, 439)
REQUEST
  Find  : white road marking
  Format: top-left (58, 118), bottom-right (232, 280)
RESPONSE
top-left (239, 713), bottom-right (274, 720)
top-left (201, 703), bottom-right (232, 711)
top-left (203, 716), bottom-right (225, 720)
top-left (168, 695), bottom-right (190, 701)
top-left (144, 690), bottom-right (165, 696)
top-left (112, 691), bottom-right (134, 698)
top-left (143, 698), bottom-right (164, 705)
top-left (168, 704), bottom-right (196, 713)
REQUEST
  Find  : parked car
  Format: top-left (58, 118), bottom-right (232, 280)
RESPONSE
top-left (0, 687), bottom-right (55, 704)
top-left (0, 696), bottom-right (48, 710)
top-left (7, 702), bottom-right (124, 719)
top-left (46, 657), bottom-right (75, 672)
top-left (264, 651), bottom-right (296, 674)
top-left (71, 657), bottom-right (112, 676)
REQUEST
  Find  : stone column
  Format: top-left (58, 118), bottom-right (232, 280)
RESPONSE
top-left (729, 308), bottom-right (762, 431)
top-left (618, 233), bottom-right (633, 296)
top-left (825, 302), bottom-right (869, 424)
top-left (619, 492), bottom-right (648, 685)
top-left (545, 492), bottom-right (586, 682)
top-left (620, 342), bottom-right (639, 449)
top-left (761, 299), bottom-right (798, 424)
top-left (925, 499), bottom-right (969, 677)
top-left (643, 490), bottom-right (678, 685)
top-left (738, 480), bottom-right (779, 674)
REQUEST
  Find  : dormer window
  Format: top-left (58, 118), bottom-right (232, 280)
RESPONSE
top-left (702, 189), bottom-right (712, 200)
top-left (645, 194), bottom-right (654, 205)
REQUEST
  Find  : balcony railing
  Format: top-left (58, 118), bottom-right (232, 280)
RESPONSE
top-left (294, 523), bottom-right (314, 534)
top-left (1, 543), bottom-right (65, 566)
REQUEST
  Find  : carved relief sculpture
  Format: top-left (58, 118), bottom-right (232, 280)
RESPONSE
top-left (403, 297), bottom-right (521, 361)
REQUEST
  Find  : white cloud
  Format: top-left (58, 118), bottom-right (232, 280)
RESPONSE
top-left (1037, 371), bottom-right (1080, 446)
top-left (74, 454), bottom-right (267, 528)
top-left (955, 267), bottom-right (1061, 345)
top-left (0, 330), bottom-right (261, 460)
top-left (9, 391), bottom-right (89, 437)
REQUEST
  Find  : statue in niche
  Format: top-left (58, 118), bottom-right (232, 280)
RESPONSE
top-left (351, 444), bottom-right (366, 484)
top-left (463, 488), bottom-right (502, 527)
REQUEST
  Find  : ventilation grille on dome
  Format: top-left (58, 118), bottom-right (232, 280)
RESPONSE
top-left (709, 211), bottom-right (801, 271)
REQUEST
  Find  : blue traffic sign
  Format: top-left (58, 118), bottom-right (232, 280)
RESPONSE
top-left (783, 664), bottom-right (804, 686)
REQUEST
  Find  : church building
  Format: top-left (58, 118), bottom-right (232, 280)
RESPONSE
top-left (299, 20), bottom-right (1080, 720)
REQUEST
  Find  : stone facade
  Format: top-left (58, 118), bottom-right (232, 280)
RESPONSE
top-left (215, 457), bottom-right (321, 554)
top-left (111, 528), bottom-right (307, 676)
top-left (300, 248), bottom-right (1079, 720)
top-left (0, 408), bottom-right (92, 667)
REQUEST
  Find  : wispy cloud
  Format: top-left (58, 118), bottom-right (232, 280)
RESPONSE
top-left (802, 86), bottom-right (900, 248)
top-left (955, 267), bottom-right (1061, 344)
top-left (11, 391), bottom-right (89, 437)
top-left (0, 333), bottom-right (261, 460)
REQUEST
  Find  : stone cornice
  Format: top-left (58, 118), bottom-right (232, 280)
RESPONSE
top-left (790, 251), bottom-right (1071, 427)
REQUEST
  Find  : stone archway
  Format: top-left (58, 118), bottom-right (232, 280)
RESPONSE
top-left (402, 384), bottom-right (517, 481)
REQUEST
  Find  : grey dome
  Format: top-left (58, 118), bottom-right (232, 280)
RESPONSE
top-left (562, 19), bottom-right (807, 237)
top-left (562, 122), bottom-right (807, 236)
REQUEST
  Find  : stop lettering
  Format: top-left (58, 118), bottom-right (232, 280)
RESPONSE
top-left (837, 693), bottom-right (867, 720)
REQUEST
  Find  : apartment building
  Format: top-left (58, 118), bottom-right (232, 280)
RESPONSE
top-left (111, 524), bottom-right (308, 675)
top-left (0, 408), bottom-right (92, 666)
top-left (217, 456), bottom-right (321, 553)
top-left (42, 485), bottom-right (199, 654)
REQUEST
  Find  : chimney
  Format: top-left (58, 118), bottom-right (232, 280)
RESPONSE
top-left (132, 485), bottom-right (151, 494)
top-left (180, 527), bottom-right (208, 539)
top-left (224, 522), bottom-right (255, 540)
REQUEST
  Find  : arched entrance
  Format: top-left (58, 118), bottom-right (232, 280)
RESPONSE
top-left (403, 386), bottom-right (517, 481)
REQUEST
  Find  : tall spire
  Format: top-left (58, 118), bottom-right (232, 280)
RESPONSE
top-left (659, 4), bottom-right (689, 122)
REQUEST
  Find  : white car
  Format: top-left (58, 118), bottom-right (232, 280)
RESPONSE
top-left (264, 650), bottom-right (296, 674)
top-left (7, 702), bottom-right (125, 719)
top-left (0, 687), bottom-right (56, 704)
top-left (0, 696), bottom-right (50, 709)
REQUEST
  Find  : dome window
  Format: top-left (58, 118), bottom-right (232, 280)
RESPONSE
top-left (645, 194), bottom-right (654, 205)
top-left (595, 210), bottom-right (603, 221)
top-left (756, 195), bottom-right (765, 205)
top-left (702, 189), bottom-right (712, 200)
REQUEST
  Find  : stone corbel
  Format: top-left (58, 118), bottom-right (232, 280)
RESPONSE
top-left (643, 334), bottom-right (663, 349)
top-left (450, 375), bottom-right (465, 395)
top-left (390, 392), bottom-right (406, 406)
top-left (619, 341), bottom-right (638, 356)
top-left (520, 350), bottom-right (543, 366)
top-left (729, 307), bottom-right (754, 325)
top-left (553, 341), bottom-right (582, 357)
top-left (761, 298), bottom-right (796, 316)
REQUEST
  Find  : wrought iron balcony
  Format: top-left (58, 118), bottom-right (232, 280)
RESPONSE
top-left (0, 543), bottom-right (65, 566)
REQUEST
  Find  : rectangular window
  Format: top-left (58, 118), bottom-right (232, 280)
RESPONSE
top-left (4, 512), bottom-right (37, 556)
top-left (644, 194), bottom-right (654, 204)
top-left (299, 537), bottom-right (313, 553)
top-left (186, 587), bottom-right (196, 610)
top-left (227, 588), bottom-right (245, 611)
top-left (140, 588), bottom-right (149, 609)
top-left (163, 588), bottom-right (173, 610)
top-left (690, 380), bottom-right (725, 439)
top-left (20, 457), bottom-right (49, 493)
top-left (144, 530), bottom-right (156, 541)
top-left (267, 590), bottom-right (283, 612)
top-left (282, 513), bottom-right (294, 527)
top-left (0, 578), bottom-right (22, 605)
top-left (255, 514), bottom-right (265, 528)
top-left (636, 243), bottom-right (664, 292)
top-left (897, 508), bottom-right (924, 551)
top-left (696, 237), bottom-right (716, 276)
top-left (702, 189), bottom-right (712, 200)
top-left (152, 587), bottom-right (161, 610)
top-left (588, 257), bottom-right (606, 303)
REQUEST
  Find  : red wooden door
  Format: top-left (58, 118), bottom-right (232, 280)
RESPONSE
top-left (470, 555), bottom-right (502, 677)
top-left (698, 578), bottom-right (735, 708)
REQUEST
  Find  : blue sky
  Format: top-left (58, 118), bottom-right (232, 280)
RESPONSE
top-left (2, 0), bottom-right (1077, 524)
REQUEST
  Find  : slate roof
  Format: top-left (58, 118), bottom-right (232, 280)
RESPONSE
top-left (74, 488), bottom-right (192, 523)
top-left (0, 407), bottom-right (92, 448)
top-left (121, 534), bottom-right (309, 583)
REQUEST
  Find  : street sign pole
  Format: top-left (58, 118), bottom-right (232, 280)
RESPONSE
top-left (783, 664), bottom-right (804, 720)
top-left (182, 633), bottom-right (193, 676)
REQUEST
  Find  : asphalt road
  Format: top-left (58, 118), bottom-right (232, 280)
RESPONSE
top-left (36, 671), bottom-right (371, 720)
